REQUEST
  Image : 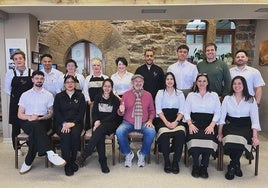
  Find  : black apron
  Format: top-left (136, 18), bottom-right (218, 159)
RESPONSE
top-left (9, 69), bottom-right (33, 124)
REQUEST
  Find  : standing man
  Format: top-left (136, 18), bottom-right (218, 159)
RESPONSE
top-left (18, 70), bottom-right (66, 174)
top-left (197, 43), bottom-right (231, 100)
top-left (230, 49), bottom-right (265, 105)
top-left (135, 49), bottom-right (164, 99)
top-left (116, 74), bottom-right (156, 168)
top-left (167, 44), bottom-right (198, 96)
top-left (39, 54), bottom-right (63, 96)
top-left (4, 50), bottom-right (33, 156)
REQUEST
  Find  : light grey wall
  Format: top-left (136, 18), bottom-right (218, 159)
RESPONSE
top-left (0, 14), bottom-right (38, 141)
top-left (254, 20), bottom-right (268, 134)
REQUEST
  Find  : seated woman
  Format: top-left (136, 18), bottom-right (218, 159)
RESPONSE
top-left (154, 72), bottom-right (185, 174)
top-left (53, 75), bottom-right (86, 176)
top-left (184, 73), bottom-right (221, 179)
top-left (77, 79), bottom-right (121, 173)
top-left (218, 76), bottom-right (261, 180)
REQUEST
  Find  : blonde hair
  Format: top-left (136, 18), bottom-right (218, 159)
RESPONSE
top-left (90, 57), bottom-right (102, 66)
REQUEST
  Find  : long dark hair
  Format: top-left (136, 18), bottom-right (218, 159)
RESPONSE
top-left (101, 78), bottom-right (117, 105)
top-left (229, 76), bottom-right (253, 102)
top-left (164, 72), bottom-right (179, 94)
top-left (193, 73), bottom-right (211, 93)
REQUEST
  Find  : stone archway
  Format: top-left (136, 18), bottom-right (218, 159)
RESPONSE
top-left (41, 20), bottom-right (129, 76)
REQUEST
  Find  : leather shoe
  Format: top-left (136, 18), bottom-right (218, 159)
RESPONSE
top-left (199, 166), bottom-right (208, 179)
top-left (164, 161), bottom-right (171, 173)
top-left (100, 161), bottom-right (110, 174)
top-left (65, 164), bottom-right (74, 176)
top-left (72, 162), bottom-right (79, 172)
top-left (234, 164), bottom-right (243, 177)
top-left (172, 161), bottom-right (180, 174)
top-left (191, 165), bottom-right (200, 178)
top-left (225, 164), bottom-right (235, 180)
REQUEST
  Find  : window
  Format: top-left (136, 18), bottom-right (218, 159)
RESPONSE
top-left (67, 41), bottom-right (103, 76)
top-left (216, 20), bottom-right (236, 61)
top-left (186, 20), bottom-right (207, 62)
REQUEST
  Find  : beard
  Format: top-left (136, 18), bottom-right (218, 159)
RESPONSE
top-left (236, 61), bottom-right (246, 67)
top-left (35, 82), bottom-right (43, 88)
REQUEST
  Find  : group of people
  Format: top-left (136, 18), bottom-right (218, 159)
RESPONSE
top-left (4, 42), bottom-right (264, 180)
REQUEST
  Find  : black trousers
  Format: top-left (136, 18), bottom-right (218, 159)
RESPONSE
top-left (21, 119), bottom-right (52, 165)
top-left (57, 124), bottom-right (82, 164)
top-left (191, 148), bottom-right (211, 168)
top-left (158, 131), bottom-right (185, 163)
top-left (228, 148), bottom-right (244, 166)
top-left (83, 122), bottom-right (118, 163)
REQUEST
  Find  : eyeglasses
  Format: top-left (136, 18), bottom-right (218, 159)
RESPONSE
top-left (65, 81), bottom-right (75, 84)
top-left (145, 55), bottom-right (154, 57)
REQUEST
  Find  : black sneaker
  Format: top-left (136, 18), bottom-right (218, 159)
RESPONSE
top-left (100, 162), bottom-right (110, 174)
top-left (245, 151), bottom-right (254, 160)
top-left (164, 161), bottom-right (171, 173)
top-left (234, 164), bottom-right (243, 177)
top-left (72, 162), bottom-right (79, 172)
top-left (199, 166), bottom-right (208, 179)
top-left (225, 164), bottom-right (235, 180)
top-left (172, 161), bottom-right (180, 174)
top-left (191, 165), bottom-right (200, 178)
top-left (65, 164), bottom-right (74, 176)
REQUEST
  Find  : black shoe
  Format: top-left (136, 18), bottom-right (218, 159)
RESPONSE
top-left (172, 161), bottom-right (180, 174)
top-left (72, 162), bottom-right (79, 172)
top-left (191, 165), bottom-right (200, 178)
top-left (234, 164), bottom-right (243, 177)
top-left (65, 164), bottom-right (74, 176)
top-left (76, 155), bottom-right (86, 167)
top-left (199, 166), bottom-right (208, 179)
top-left (164, 161), bottom-right (171, 173)
top-left (100, 161), bottom-right (110, 174)
top-left (225, 164), bottom-right (235, 180)
top-left (245, 151), bottom-right (254, 160)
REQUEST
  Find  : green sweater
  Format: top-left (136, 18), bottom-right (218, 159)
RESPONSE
top-left (197, 59), bottom-right (231, 97)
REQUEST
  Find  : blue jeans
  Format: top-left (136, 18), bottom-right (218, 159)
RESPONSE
top-left (116, 120), bottom-right (156, 156)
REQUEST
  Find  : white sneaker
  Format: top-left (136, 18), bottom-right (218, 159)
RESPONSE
top-left (48, 152), bottom-right (66, 166)
top-left (124, 151), bottom-right (134, 167)
top-left (19, 162), bottom-right (31, 174)
top-left (137, 150), bottom-right (145, 167)
top-left (18, 149), bottom-right (24, 157)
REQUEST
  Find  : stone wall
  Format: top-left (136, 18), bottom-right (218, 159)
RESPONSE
top-left (38, 19), bottom-right (256, 76)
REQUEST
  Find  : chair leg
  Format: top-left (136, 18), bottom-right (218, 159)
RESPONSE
top-left (184, 144), bottom-right (189, 167)
top-left (45, 156), bottom-right (49, 168)
top-left (155, 142), bottom-right (159, 164)
top-left (112, 137), bottom-right (115, 166)
top-left (15, 137), bottom-right (19, 169)
top-left (255, 145), bottom-right (259, 176)
top-left (217, 142), bottom-right (223, 171)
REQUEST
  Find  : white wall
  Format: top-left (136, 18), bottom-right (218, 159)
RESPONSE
top-left (254, 20), bottom-right (268, 134)
top-left (0, 14), bottom-right (38, 141)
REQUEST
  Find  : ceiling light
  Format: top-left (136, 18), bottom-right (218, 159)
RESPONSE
top-left (141, 9), bottom-right (166, 14)
top-left (255, 8), bottom-right (268, 12)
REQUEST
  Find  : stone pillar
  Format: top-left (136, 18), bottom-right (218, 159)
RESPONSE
top-left (206, 20), bottom-right (217, 44)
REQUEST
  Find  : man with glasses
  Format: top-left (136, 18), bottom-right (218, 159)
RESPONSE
top-left (135, 49), bottom-right (164, 99)
top-left (197, 43), bottom-right (231, 100)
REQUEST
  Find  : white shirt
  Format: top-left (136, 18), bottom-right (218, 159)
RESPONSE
top-left (111, 71), bottom-right (133, 96)
top-left (183, 91), bottom-right (221, 123)
top-left (167, 61), bottom-right (198, 90)
top-left (219, 95), bottom-right (261, 130)
top-left (18, 88), bottom-right (54, 116)
top-left (4, 68), bottom-right (33, 95)
top-left (155, 89), bottom-right (185, 117)
top-left (40, 68), bottom-right (64, 96)
top-left (83, 73), bottom-right (109, 102)
top-left (230, 65), bottom-right (265, 96)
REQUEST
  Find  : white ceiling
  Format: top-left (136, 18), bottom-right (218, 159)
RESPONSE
top-left (0, 4), bottom-right (268, 20)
